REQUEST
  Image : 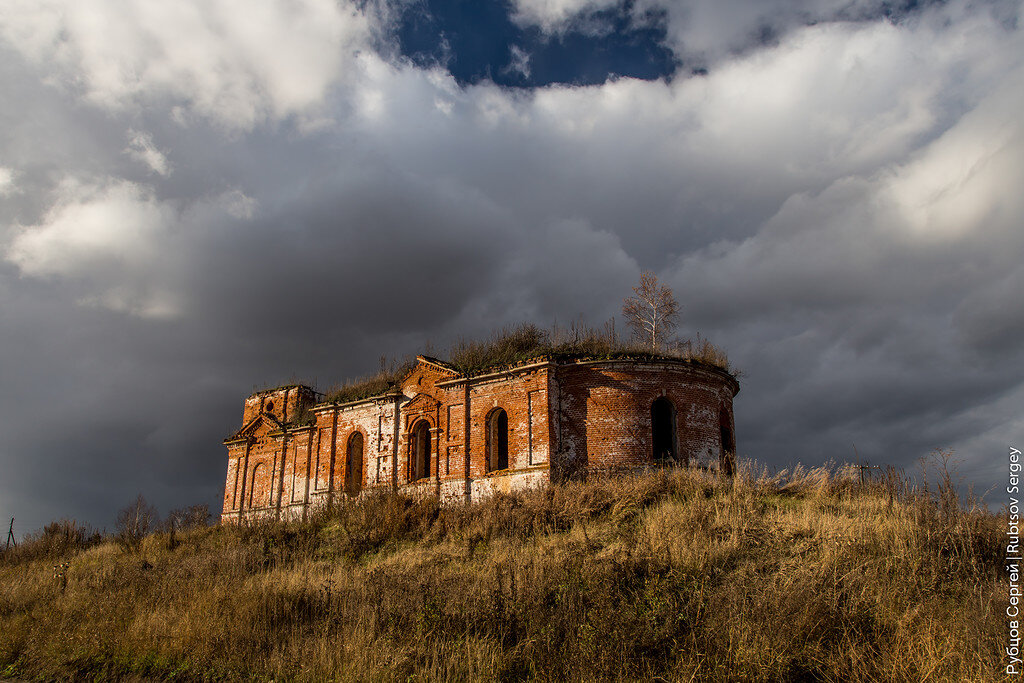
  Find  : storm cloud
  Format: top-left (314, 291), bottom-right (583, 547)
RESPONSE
top-left (0, 0), bottom-right (1021, 532)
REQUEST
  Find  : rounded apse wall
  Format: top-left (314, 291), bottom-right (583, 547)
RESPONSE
top-left (552, 359), bottom-right (739, 477)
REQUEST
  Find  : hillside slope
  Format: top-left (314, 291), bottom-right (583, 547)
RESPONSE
top-left (0, 463), bottom-right (1005, 681)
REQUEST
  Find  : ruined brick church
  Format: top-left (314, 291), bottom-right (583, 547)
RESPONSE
top-left (221, 354), bottom-right (739, 522)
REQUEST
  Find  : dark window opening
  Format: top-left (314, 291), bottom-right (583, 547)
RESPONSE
top-left (412, 420), bottom-right (431, 480)
top-left (652, 397), bottom-right (677, 464)
top-left (346, 432), bottom-right (363, 496)
top-left (720, 409), bottom-right (735, 476)
top-left (487, 408), bottom-right (509, 472)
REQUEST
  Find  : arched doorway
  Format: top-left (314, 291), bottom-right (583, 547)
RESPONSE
top-left (346, 432), bottom-right (363, 496)
top-left (411, 420), bottom-right (431, 480)
top-left (487, 408), bottom-right (509, 472)
top-left (651, 397), bottom-right (677, 464)
top-left (720, 408), bottom-right (735, 476)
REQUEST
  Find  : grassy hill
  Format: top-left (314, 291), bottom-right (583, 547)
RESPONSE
top-left (0, 461), bottom-right (1006, 681)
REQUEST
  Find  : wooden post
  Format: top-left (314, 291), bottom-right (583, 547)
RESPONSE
top-left (857, 462), bottom-right (880, 485)
top-left (852, 444), bottom-right (878, 485)
top-left (5, 517), bottom-right (14, 550)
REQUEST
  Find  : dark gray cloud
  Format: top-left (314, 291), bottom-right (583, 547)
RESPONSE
top-left (0, 0), bottom-right (1021, 533)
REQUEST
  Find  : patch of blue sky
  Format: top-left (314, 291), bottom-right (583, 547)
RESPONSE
top-left (395, 0), bottom-right (679, 87)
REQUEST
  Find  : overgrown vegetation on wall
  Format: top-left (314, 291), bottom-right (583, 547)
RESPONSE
top-left (324, 322), bottom-right (731, 404)
top-left (0, 457), bottom-right (1004, 681)
top-left (446, 321), bottom-right (730, 375)
top-left (324, 360), bottom-right (415, 404)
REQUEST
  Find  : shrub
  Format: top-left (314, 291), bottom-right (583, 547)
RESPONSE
top-left (162, 504), bottom-right (211, 532)
top-left (115, 495), bottom-right (159, 552)
top-left (0, 518), bottom-right (102, 563)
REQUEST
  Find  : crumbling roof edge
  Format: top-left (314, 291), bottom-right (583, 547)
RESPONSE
top-left (222, 412), bottom-right (283, 443)
top-left (274, 350), bottom-right (735, 411)
top-left (246, 383), bottom-right (323, 399)
top-left (312, 389), bottom-right (403, 413)
top-left (413, 355), bottom-right (461, 376)
top-left (557, 356), bottom-right (740, 395)
top-left (435, 358), bottom-right (555, 387)
top-left (437, 353), bottom-right (736, 389)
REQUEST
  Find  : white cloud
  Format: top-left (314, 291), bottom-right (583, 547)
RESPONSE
top-left (8, 179), bottom-right (171, 277)
top-left (0, 0), bottom-right (372, 130)
top-left (666, 57), bottom-right (1024, 325)
top-left (4, 178), bottom-right (262, 317)
top-left (633, 0), bottom-right (887, 62)
top-left (6, 0), bottom-right (1019, 324)
top-left (0, 166), bottom-right (15, 195)
top-left (510, 0), bottom-right (620, 33)
top-left (511, 0), bottom-right (1021, 81)
top-left (124, 130), bottom-right (171, 176)
top-left (218, 189), bottom-right (258, 220)
top-left (884, 69), bottom-right (1023, 243)
top-left (510, 0), bottom-right (889, 48)
top-left (6, 178), bottom-right (178, 316)
top-left (335, 3), bottom-right (1021, 263)
top-left (505, 45), bottom-right (532, 80)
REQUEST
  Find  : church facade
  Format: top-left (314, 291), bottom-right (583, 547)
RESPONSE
top-left (221, 355), bottom-right (739, 522)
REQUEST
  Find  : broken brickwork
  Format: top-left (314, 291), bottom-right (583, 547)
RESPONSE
top-left (221, 355), bottom-right (739, 522)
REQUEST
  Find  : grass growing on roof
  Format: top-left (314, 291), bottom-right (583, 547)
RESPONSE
top-left (324, 359), bottom-right (415, 404)
top-left (447, 322), bottom-right (732, 376)
top-left (320, 322), bottom-right (732, 404)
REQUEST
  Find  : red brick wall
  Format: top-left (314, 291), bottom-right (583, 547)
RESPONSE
top-left (312, 397), bottom-right (399, 498)
top-left (241, 385), bottom-right (317, 426)
top-left (222, 427), bottom-right (315, 521)
top-left (553, 360), bottom-right (738, 479)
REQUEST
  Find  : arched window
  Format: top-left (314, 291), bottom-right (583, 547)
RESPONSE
top-left (651, 397), bottom-right (677, 464)
top-left (487, 408), bottom-right (509, 472)
top-left (720, 408), bottom-right (735, 476)
top-left (346, 432), bottom-right (363, 496)
top-left (248, 463), bottom-right (268, 509)
top-left (412, 420), bottom-right (431, 480)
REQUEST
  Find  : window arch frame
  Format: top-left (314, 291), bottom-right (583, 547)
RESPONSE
top-left (410, 419), bottom-right (432, 481)
top-left (485, 407), bottom-right (509, 473)
top-left (651, 396), bottom-right (678, 465)
top-left (345, 430), bottom-right (364, 496)
top-left (248, 462), bottom-right (268, 510)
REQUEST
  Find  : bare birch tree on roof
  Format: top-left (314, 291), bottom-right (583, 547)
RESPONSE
top-left (622, 271), bottom-right (679, 351)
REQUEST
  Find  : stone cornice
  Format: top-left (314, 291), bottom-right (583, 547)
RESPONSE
top-left (311, 390), bottom-right (402, 413)
top-left (435, 359), bottom-right (555, 388)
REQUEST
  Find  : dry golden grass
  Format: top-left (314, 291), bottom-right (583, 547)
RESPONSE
top-left (0, 461), bottom-right (1007, 681)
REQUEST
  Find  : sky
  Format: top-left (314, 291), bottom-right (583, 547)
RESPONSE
top-left (1, 0), bottom-right (1022, 534)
